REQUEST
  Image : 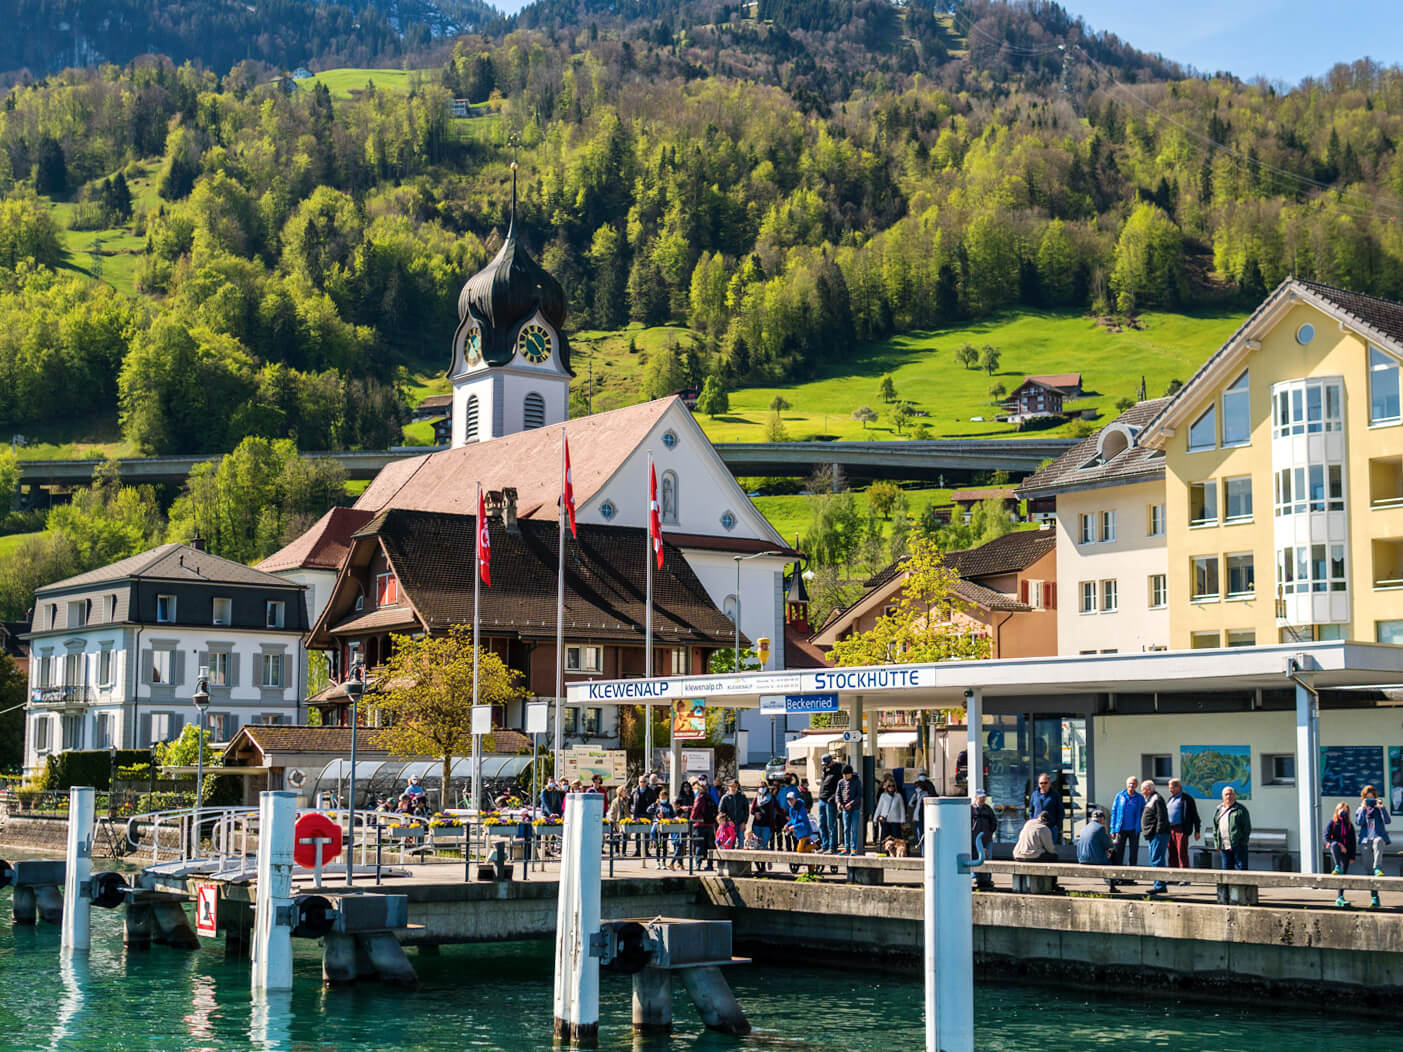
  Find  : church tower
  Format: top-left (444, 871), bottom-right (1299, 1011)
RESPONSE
top-left (448, 160), bottom-right (573, 446)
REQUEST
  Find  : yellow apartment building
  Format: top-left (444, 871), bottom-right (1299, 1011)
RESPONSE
top-left (1139, 279), bottom-right (1403, 649)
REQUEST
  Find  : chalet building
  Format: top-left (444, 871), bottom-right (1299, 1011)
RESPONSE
top-left (1028, 372), bottom-right (1083, 398)
top-left (302, 499), bottom-right (738, 747)
top-left (262, 180), bottom-right (799, 763)
top-left (950, 487), bottom-right (1020, 522)
top-left (812, 528), bottom-right (1059, 659)
top-left (1001, 378), bottom-right (1065, 421)
top-left (22, 542), bottom-right (308, 775)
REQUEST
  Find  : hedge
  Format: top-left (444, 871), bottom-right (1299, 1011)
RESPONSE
top-left (41, 749), bottom-right (154, 791)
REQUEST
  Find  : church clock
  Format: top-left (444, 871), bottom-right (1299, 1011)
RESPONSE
top-left (517, 323), bottom-right (552, 364)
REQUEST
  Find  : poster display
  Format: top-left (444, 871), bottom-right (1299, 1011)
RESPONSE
top-left (1391, 747), bottom-right (1403, 812)
top-left (654, 747), bottom-right (714, 782)
top-left (671, 697), bottom-right (707, 741)
top-left (560, 747), bottom-right (628, 785)
top-left (1319, 745), bottom-right (1385, 797)
top-left (1179, 745), bottom-right (1252, 800)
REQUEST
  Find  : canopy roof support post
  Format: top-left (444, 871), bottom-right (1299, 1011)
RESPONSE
top-left (1295, 678), bottom-right (1321, 875)
top-left (965, 689), bottom-right (983, 803)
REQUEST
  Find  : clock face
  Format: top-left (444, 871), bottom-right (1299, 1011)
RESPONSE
top-left (465, 326), bottom-right (481, 366)
top-left (518, 323), bottom-right (552, 364)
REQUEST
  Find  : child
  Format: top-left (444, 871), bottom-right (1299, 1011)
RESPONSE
top-left (647, 795), bottom-right (677, 870)
top-left (782, 787), bottom-right (816, 854)
top-left (715, 811), bottom-right (738, 851)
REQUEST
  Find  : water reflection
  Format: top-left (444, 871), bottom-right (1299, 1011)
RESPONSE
top-left (249, 990), bottom-right (293, 1051)
top-left (50, 949), bottom-right (89, 1052)
top-left (184, 972), bottom-right (218, 1048)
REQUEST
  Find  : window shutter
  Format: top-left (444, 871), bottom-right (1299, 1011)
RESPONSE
top-left (139, 713), bottom-right (152, 747)
top-left (1047, 582), bottom-right (1057, 610)
top-left (173, 649), bottom-right (186, 687)
top-left (145, 650), bottom-right (157, 685)
top-left (1019, 580), bottom-right (1029, 604)
top-left (229, 653), bottom-right (240, 688)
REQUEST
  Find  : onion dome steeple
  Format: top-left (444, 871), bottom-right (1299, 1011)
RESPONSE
top-left (453, 152), bottom-right (573, 375)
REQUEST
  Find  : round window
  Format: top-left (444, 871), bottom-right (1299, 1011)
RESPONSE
top-left (720, 510), bottom-right (736, 531)
top-left (662, 430), bottom-right (678, 449)
top-left (599, 500), bottom-right (615, 520)
top-left (1296, 323), bottom-right (1315, 345)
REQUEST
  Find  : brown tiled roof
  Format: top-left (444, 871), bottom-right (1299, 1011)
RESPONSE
top-left (946, 528), bottom-right (1055, 579)
top-left (1027, 373), bottom-right (1081, 392)
top-left (327, 606), bottom-right (420, 636)
top-left (953, 579), bottom-right (1029, 613)
top-left (314, 509), bottom-right (738, 647)
top-left (417, 394), bottom-right (452, 409)
top-left (353, 398), bottom-right (675, 520)
top-left (259, 506), bottom-right (375, 573)
top-left (1295, 280), bottom-right (1403, 346)
top-left (1016, 398), bottom-right (1169, 498)
top-left (39, 542), bottom-right (301, 593)
top-left (224, 725), bottom-right (390, 761)
top-left (951, 487), bottom-right (1016, 503)
top-left (785, 623), bottom-right (831, 668)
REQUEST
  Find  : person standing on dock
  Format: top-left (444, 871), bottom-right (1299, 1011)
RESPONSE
top-left (874, 777), bottom-right (907, 849)
top-left (818, 754), bottom-right (841, 854)
top-left (690, 779), bottom-right (718, 871)
top-left (540, 779), bottom-right (565, 818)
top-left (1356, 785), bottom-right (1392, 880)
top-left (1166, 779), bottom-right (1201, 878)
top-left (1029, 773), bottom-right (1064, 844)
top-left (1213, 786), bottom-right (1252, 871)
top-left (837, 764), bottom-right (864, 856)
top-left (1325, 801), bottom-right (1357, 907)
top-left (719, 780), bottom-right (749, 846)
top-left (1110, 776), bottom-right (1145, 872)
top-left (971, 790), bottom-right (998, 889)
top-left (630, 776), bottom-right (659, 858)
top-left (1140, 780), bottom-right (1170, 895)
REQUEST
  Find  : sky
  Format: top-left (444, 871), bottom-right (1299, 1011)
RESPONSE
top-left (1065, 1), bottom-right (1403, 84)
top-left (489, 1), bottom-right (1401, 86)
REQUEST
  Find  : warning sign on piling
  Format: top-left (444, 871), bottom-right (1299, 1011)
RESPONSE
top-left (195, 883), bottom-right (218, 938)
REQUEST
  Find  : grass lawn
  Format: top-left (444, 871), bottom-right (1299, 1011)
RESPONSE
top-left (13, 411), bottom-right (132, 461)
top-left (305, 68), bottom-right (433, 100)
top-left (0, 531), bottom-right (43, 557)
top-left (699, 308), bottom-right (1244, 443)
top-left (752, 486), bottom-right (953, 547)
top-left (47, 162), bottom-right (161, 298)
top-left (571, 324), bottom-right (704, 413)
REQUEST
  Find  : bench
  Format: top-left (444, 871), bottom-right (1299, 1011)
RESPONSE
top-left (713, 848), bottom-right (923, 884)
top-left (1200, 828), bottom-right (1291, 870)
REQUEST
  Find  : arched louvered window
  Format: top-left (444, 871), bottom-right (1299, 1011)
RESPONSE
top-left (661, 470), bottom-right (678, 524)
top-left (524, 392), bottom-right (546, 430)
top-left (465, 394), bottom-right (480, 443)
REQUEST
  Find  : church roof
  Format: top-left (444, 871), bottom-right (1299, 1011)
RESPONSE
top-left (455, 218), bottom-right (573, 375)
top-left (259, 506), bottom-right (375, 573)
top-left (353, 397), bottom-right (677, 520)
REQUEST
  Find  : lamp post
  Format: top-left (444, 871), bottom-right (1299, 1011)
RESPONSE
top-left (344, 663), bottom-right (365, 888)
top-left (192, 674), bottom-right (210, 855)
top-left (733, 550), bottom-right (783, 764)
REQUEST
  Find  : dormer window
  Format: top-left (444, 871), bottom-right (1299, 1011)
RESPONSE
top-left (376, 573), bottom-right (399, 606)
top-left (156, 595), bottom-right (176, 623)
top-left (265, 600), bottom-right (285, 629)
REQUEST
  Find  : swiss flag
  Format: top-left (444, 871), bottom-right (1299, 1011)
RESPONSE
top-left (477, 487), bottom-right (492, 586)
top-left (562, 436), bottom-right (577, 538)
top-left (648, 462), bottom-right (663, 570)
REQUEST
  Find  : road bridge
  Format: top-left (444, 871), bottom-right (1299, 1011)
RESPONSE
top-left (16, 438), bottom-right (1077, 492)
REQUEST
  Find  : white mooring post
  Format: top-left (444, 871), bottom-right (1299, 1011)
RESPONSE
top-left (61, 786), bottom-right (95, 952)
top-left (553, 791), bottom-right (604, 1047)
top-left (924, 796), bottom-right (973, 1052)
top-left (251, 791), bottom-right (297, 994)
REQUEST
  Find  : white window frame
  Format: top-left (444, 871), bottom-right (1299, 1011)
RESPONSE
top-left (1225, 551), bottom-right (1255, 599)
top-left (1148, 503), bottom-right (1165, 537)
top-left (97, 648), bottom-right (113, 688)
top-left (1370, 346), bottom-right (1401, 426)
top-left (1148, 574), bottom-right (1167, 609)
top-left (32, 714), bottom-right (51, 752)
top-left (1221, 370), bottom-right (1251, 446)
top-left (261, 652), bottom-right (285, 689)
top-left (1100, 510), bottom-right (1117, 543)
top-left (1101, 579), bottom-right (1118, 613)
top-left (67, 600), bottom-right (87, 628)
top-left (565, 645), bottom-right (604, 673)
top-left (1188, 404), bottom-right (1216, 452)
top-left (1079, 581), bottom-right (1096, 614)
top-left (1077, 514), bottom-right (1094, 546)
top-left (1191, 555), bottom-right (1220, 602)
top-left (208, 650), bottom-right (230, 687)
top-left (212, 597), bottom-right (232, 626)
top-left (375, 573), bottom-right (399, 607)
top-left (1222, 476), bottom-right (1253, 523)
top-left (1226, 629), bottom-right (1256, 648)
top-left (150, 649), bottom-right (172, 685)
top-left (265, 600), bottom-right (286, 629)
top-left (1189, 480), bottom-right (1218, 527)
top-left (156, 594), bottom-right (176, 623)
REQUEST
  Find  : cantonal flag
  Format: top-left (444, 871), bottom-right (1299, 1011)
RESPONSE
top-left (648, 462), bottom-right (663, 570)
top-left (477, 486), bottom-right (492, 586)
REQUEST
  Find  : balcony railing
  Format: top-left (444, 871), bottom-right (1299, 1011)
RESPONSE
top-left (29, 685), bottom-right (98, 707)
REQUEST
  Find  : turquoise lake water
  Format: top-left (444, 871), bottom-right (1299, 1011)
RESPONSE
top-left (1, 897), bottom-right (1401, 1050)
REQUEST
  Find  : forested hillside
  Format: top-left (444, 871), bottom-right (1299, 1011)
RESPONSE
top-left (2, 0), bottom-right (1403, 463)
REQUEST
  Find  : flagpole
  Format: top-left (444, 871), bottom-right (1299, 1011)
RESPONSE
top-left (472, 480), bottom-right (482, 814)
top-left (555, 429), bottom-right (566, 783)
top-left (645, 450), bottom-right (654, 780)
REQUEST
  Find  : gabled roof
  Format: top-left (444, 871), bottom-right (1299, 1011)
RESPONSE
top-left (1139, 278), bottom-right (1403, 445)
top-left (1008, 377), bottom-right (1064, 396)
top-left (1027, 373), bottom-right (1082, 392)
top-left (224, 725), bottom-right (390, 762)
top-left (259, 506), bottom-right (375, 574)
top-left (353, 398), bottom-right (677, 521)
top-left (946, 528), bottom-right (1055, 579)
top-left (38, 542), bottom-right (299, 594)
top-left (953, 578), bottom-right (1030, 613)
top-left (951, 487), bottom-right (1016, 503)
top-left (1015, 398), bottom-right (1169, 498)
top-left (784, 623), bottom-right (830, 668)
top-left (310, 509), bottom-right (739, 647)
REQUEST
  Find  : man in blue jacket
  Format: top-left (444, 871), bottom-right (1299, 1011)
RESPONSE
top-left (1077, 807), bottom-right (1116, 891)
top-left (1109, 775), bottom-right (1145, 871)
top-left (1029, 773), bottom-right (1064, 843)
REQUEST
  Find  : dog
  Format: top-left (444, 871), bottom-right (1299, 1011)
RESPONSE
top-left (883, 836), bottom-right (909, 857)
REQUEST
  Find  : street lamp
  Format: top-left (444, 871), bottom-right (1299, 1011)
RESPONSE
top-left (343, 663), bottom-right (365, 888)
top-left (732, 550), bottom-right (783, 764)
top-left (192, 673), bottom-right (210, 851)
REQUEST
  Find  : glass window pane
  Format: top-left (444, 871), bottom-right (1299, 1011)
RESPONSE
top-left (1371, 347), bottom-right (1401, 423)
top-left (1223, 372), bottom-right (1250, 444)
top-left (1306, 385), bottom-right (1323, 432)
top-left (1188, 406), bottom-right (1216, 451)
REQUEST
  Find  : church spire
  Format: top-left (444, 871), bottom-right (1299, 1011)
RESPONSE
top-left (508, 131), bottom-right (520, 233)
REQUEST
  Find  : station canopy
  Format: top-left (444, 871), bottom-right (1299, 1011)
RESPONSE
top-left (564, 642), bottom-right (1403, 711)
